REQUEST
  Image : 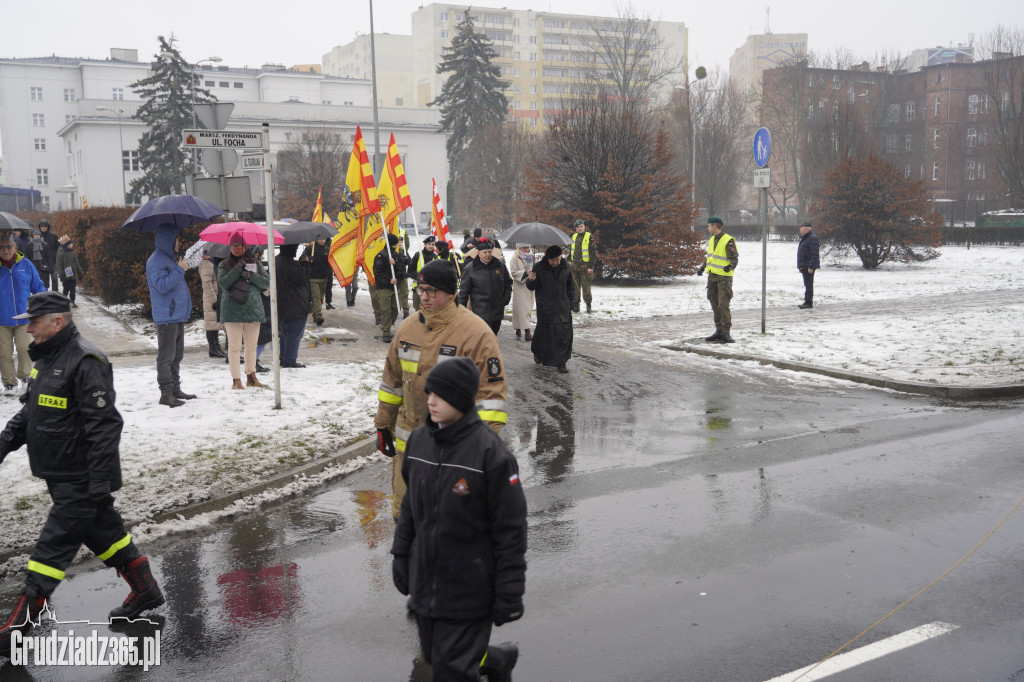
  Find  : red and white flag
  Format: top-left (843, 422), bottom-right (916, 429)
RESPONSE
top-left (430, 179), bottom-right (452, 248)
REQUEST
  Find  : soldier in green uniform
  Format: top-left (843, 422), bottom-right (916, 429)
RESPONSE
top-left (696, 217), bottom-right (738, 343)
top-left (569, 219), bottom-right (596, 313)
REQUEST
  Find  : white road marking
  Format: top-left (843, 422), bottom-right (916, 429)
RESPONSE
top-left (763, 621), bottom-right (960, 682)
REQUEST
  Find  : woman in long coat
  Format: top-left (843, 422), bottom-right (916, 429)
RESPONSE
top-left (199, 250), bottom-right (226, 358)
top-left (507, 245), bottom-right (536, 340)
top-left (525, 245), bottom-right (574, 372)
top-left (217, 236), bottom-right (270, 389)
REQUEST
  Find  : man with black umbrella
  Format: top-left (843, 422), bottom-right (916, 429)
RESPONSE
top-left (145, 223), bottom-right (197, 407)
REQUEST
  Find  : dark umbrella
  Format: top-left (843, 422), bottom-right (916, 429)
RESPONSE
top-left (500, 222), bottom-right (572, 246)
top-left (276, 221), bottom-right (337, 245)
top-left (120, 195), bottom-right (225, 232)
top-left (0, 213), bottom-right (33, 231)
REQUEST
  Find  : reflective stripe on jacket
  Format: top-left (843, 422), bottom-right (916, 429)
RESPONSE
top-left (571, 231), bottom-right (591, 263)
top-left (705, 233), bottom-right (735, 277)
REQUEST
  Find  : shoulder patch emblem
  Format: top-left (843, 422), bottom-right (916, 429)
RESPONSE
top-left (487, 357), bottom-right (501, 377)
top-left (439, 344), bottom-right (457, 357)
top-left (452, 478), bottom-right (470, 496)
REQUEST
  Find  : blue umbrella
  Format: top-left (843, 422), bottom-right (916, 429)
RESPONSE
top-left (120, 195), bottom-right (225, 232)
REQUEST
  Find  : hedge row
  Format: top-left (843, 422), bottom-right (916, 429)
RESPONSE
top-left (14, 208), bottom-right (207, 320)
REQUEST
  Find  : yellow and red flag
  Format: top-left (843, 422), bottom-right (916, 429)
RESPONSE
top-left (431, 179), bottom-right (451, 248)
top-left (329, 127), bottom-right (380, 286)
top-left (377, 134), bottom-right (413, 235)
top-left (311, 187), bottom-right (324, 223)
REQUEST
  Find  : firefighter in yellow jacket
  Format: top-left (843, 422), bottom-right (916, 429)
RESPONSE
top-left (375, 259), bottom-right (509, 517)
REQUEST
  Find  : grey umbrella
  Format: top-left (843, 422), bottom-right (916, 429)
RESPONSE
top-left (500, 222), bottom-right (572, 246)
top-left (0, 212), bottom-right (33, 231)
top-left (276, 221), bottom-right (337, 245)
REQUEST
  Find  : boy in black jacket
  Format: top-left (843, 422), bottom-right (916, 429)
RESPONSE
top-left (392, 357), bottom-right (526, 681)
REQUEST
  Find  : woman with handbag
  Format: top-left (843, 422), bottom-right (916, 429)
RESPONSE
top-left (217, 234), bottom-right (270, 390)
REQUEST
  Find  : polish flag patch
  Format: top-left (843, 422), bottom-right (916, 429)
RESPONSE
top-left (509, 473), bottom-right (519, 485)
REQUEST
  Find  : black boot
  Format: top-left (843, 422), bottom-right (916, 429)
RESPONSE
top-left (0, 589), bottom-right (47, 657)
top-left (720, 333), bottom-right (736, 343)
top-left (172, 386), bottom-right (197, 400)
top-left (159, 394), bottom-right (185, 408)
top-left (207, 331), bottom-right (226, 358)
top-left (109, 556), bottom-right (165, 621)
top-left (705, 330), bottom-right (723, 342)
top-left (480, 642), bottom-right (519, 682)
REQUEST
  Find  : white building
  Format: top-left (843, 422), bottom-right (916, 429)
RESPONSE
top-left (728, 32), bottom-right (809, 99)
top-left (323, 34), bottom-right (416, 109)
top-left (0, 49), bottom-right (447, 217)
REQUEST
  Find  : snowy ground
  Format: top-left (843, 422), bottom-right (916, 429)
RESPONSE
top-left (0, 239), bottom-right (1020, 577)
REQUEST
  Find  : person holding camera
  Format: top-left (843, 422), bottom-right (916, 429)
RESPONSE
top-left (217, 234), bottom-right (270, 390)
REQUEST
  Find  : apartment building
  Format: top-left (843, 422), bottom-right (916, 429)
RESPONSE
top-left (323, 34), bottom-right (415, 109)
top-left (411, 4), bottom-right (688, 130)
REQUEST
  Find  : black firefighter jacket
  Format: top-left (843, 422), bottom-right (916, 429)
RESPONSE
top-left (392, 410), bottom-right (527, 621)
top-left (457, 257), bottom-right (513, 323)
top-left (0, 322), bottom-right (123, 489)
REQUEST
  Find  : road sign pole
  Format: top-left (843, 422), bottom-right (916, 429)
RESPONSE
top-left (762, 186), bottom-right (768, 334)
top-left (261, 122), bottom-right (281, 409)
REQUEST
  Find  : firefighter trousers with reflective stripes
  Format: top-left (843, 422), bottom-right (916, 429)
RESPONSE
top-left (415, 613), bottom-right (492, 682)
top-left (707, 274), bottom-right (733, 333)
top-left (26, 480), bottom-right (140, 597)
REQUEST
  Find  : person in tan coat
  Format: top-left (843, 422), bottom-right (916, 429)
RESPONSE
top-left (199, 250), bottom-right (226, 358)
top-left (375, 260), bottom-right (509, 519)
top-left (507, 245), bottom-right (536, 340)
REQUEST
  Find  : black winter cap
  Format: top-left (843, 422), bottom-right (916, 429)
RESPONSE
top-left (14, 291), bottom-right (71, 319)
top-left (424, 357), bottom-right (479, 415)
top-left (417, 259), bottom-right (458, 294)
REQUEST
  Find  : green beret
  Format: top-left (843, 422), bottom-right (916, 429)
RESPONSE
top-left (708, 217), bottom-right (723, 225)
top-left (573, 219), bottom-right (586, 227)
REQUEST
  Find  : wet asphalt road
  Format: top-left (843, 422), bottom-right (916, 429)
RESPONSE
top-left (3, 327), bottom-right (1024, 681)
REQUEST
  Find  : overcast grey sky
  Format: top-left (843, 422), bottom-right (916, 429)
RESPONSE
top-left (1, 0), bottom-right (1020, 76)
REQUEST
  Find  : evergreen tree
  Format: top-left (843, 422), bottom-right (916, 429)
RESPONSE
top-left (129, 36), bottom-right (216, 199)
top-left (428, 11), bottom-right (509, 214)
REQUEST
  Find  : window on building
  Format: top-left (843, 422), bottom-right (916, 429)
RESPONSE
top-left (530, 118), bottom-right (537, 127)
top-left (1001, 91), bottom-right (1011, 114)
top-left (934, 96), bottom-right (941, 117)
top-left (530, 85), bottom-right (537, 94)
top-left (529, 36), bottom-right (537, 44)
top-left (967, 128), bottom-right (977, 147)
top-left (529, 52), bottom-right (537, 61)
top-left (887, 103), bottom-right (900, 123)
top-left (30, 86), bottom-right (43, 101)
top-left (34, 138), bottom-right (46, 151)
top-left (65, 114), bottom-right (74, 124)
top-left (979, 161), bottom-right (986, 179)
top-left (966, 160), bottom-right (975, 181)
top-left (514, 51), bottom-right (520, 60)
top-left (528, 20), bottom-right (536, 29)
top-left (344, 101), bottom-right (354, 106)
top-left (968, 94), bottom-right (979, 115)
top-left (514, 84), bottom-right (521, 93)
top-left (36, 169), bottom-right (48, 186)
top-left (513, 67), bottom-right (520, 77)
top-left (904, 134), bottom-right (912, 152)
top-left (122, 150), bottom-right (140, 172)
top-left (905, 164), bottom-right (912, 178)
top-left (219, 82), bottom-right (229, 88)
top-left (513, 17), bottom-right (519, 26)
top-left (920, 164), bottom-right (925, 179)
top-left (395, 97), bottom-right (404, 106)
top-left (980, 94), bottom-right (989, 114)
top-left (513, 34), bottom-right (520, 43)
top-left (530, 68), bottom-right (537, 77)
top-left (440, 11), bottom-right (448, 22)
top-left (830, 132), bottom-right (838, 151)
top-left (233, 82), bottom-right (243, 88)
top-left (441, 30), bottom-right (449, 39)
top-left (980, 129), bottom-right (988, 145)
top-left (932, 162), bottom-right (939, 180)
top-left (936, 71), bottom-right (942, 84)
top-left (112, 88), bottom-right (124, 100)
top-left (205, 80), bottom-right (215, 87)
top-left (32, 113), bottom-right (44, 127)
top-left (933, 129), bottom-right (940, 148)
top-left (530, 101), bottom-right (537, 110)
top-left (885, 134), bottom-right (898, 153)
top-left (906, 101), bottom-right (914, 120)
top-left (64, 88), bottom-right (76, 102)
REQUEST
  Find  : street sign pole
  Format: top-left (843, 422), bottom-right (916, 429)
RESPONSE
top-left (261, 122), bottom-right (281, 409)
top-left (753, 128), bottom-right (772, 334)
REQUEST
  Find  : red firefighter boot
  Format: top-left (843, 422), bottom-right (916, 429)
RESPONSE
top-left (0, 589), bottom-right (46, 658)
top-left (109, 556), bottom-right (165, 621)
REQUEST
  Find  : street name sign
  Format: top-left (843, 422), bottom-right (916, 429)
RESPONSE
top-left (183, 130), bottom-right (263, 149)
top-left (241, 153), bottom-right (265, 170)
top-left (753, 168), bottom-right (771, 188)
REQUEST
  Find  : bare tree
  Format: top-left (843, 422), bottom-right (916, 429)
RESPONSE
top-left (276, 128), bottom-right (348, 220)
top-left (454, 121), bottom-right (538, 230)
top-left (973, 25), bottom-right (1024, 205)
top-left (577, 4), bottom-right (685, 109)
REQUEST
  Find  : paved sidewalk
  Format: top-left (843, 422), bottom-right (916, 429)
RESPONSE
top-left (70, 294), bottom-right (156, 357)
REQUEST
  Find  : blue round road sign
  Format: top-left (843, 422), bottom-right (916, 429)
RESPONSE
top-left (753, 127), bottom-right (771, 168)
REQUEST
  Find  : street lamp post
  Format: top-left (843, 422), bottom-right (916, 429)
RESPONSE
top-left (97, 107), bottom-right (126, 205)
top-left (688, 67), bottom-right (708, 208)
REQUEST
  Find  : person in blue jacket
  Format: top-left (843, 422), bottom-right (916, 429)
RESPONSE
top-left (0, 229), bottom-right (46, 393)
top-left (145, 223), bottom-right (196, 408)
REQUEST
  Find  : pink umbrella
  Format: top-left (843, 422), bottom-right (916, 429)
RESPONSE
top-left (200, 221), bottom-right (284, 246)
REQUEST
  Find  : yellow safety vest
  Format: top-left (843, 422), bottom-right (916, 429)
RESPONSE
top-left (572, 231), bottom-right (591, 262)
top-left (705, 233), bottom-right (735, 277)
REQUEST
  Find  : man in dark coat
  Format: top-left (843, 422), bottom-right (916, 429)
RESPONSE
top-left (526, 245), bottom-right (575, 372)
top-left (0, 293), bottom-right (163, 657)
top-left (24, 229), bottom-right (52, 283)
top-left (276, 243), bottom-right (311, 367)
top-left (37, 219), bottom-right (60, 292)
top-left (392, 358), bottom-right (526, 682)
top-left (457, 237), bottom-right (512, 334)
top-left (372, 233), bottom-right (409, 343)
top-left (796, 221), bottom-right (820, 309)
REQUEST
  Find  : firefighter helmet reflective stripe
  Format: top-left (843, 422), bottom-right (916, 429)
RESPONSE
top-left (705, 233), bottom-right (735, 277)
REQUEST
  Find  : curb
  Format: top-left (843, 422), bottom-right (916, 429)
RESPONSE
top-left (0, 436), bottom-right (378, 569)
top-left (665, 342), bottom-right (1024, 400)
